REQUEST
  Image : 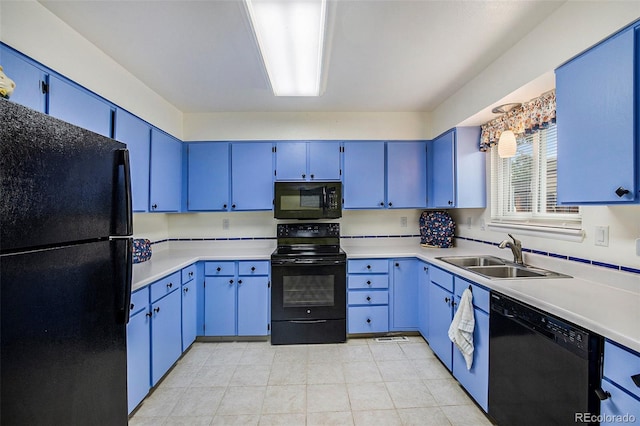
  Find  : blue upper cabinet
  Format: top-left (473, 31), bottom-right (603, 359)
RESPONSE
top-left (387, 141), bottom-right (427, 208)
top-left (343, 141), bottom-right (386, 208)
top-left (308, 142), bottom-right (342, 180)
top-left (0, 44), bottom-right (47, 113)
top-left (186, 142), bottom-right (230, 211)
top-left (114, 109), bottom-right (150, 212)
top-left (48, 75), bottom-right (113, 137)
top-left (231, 142), bottom-right (273, 210)
top-left (428, 127), bottom-right (485, 209)
top-left (556, 24), bottom-right (638, 204)
top-left (275, 141), bottom-right (341, 181)
top-left (275, 141), bottom-right (307, 180)
top-left (149, 129), bottom-right (182, 212)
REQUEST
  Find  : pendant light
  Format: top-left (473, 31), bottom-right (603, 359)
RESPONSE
top-left (498, 130), bottom-right (517, 158)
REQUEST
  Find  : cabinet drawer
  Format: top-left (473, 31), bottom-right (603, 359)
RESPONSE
top-left (238, 260), bottom-right (269, 276)
top-left (430, 266), bottom-right (454, 292)
top-left (454, 277), bottom-right (489, 313)
top-left (348, 306), bottom-right (389, 334)
top-left (348, 290), bottom-right (388, 306)
top-left (150, 271), bottom-right (181, 302)
top-left (205, 261), bottom-right (235, 276)
top-left (348, 274), bottom-right (389, 290)
top-left (604, 341), bottom-right (640, 399)
top-left (182, 264), bottom-right (197, 284)
top-left (600, 378), bottom-right (640, 424)
top-left (348, 259), bottom-right (388, 274)
top-left (129, 287), bottom-right (149, 316)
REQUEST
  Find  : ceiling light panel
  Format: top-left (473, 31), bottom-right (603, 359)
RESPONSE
top-left (246, 0), bottom-right (326, 96)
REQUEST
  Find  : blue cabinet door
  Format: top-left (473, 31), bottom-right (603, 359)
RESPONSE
top-left (0, 45), bottom-right (47, 113)
top-left (231, 142), bottom-right (273, 210)
top-left (387, 141), bottom-right (427, 208)
top-left (430, 131), bottom-right (455, 208)
top-left (418, 262), bottom-right (430, 339)
top-left (150, 289), bottom-right (182, 386)
top-left (556, 27), bottom-right (636, 204)
top-left (452, 305), bottom-right (489, 412)
top-left (187, 142), bottom-right (230, 211)
top-left (204, 276), bottom-right (237, 336)
top-left (114, 109), bottom-right (150, 212)
top-left (309, 141), bottom-right (341, 180)
top-left (275, 141), bottom-right (307, 180)
top-left (428, 281), bottom-right (453, 371)
top-left (237, 276), bottom-right (269, 336)
top-left (181, 281), bottom-right (197, 351)
top-left (48, 75), bottom-right (112, 137)
top-left (390, 259), bottom-right (419, 331)
top-left (343, 141), bottom-right (386, 208)
top-left (149, 129), bottom-right (182, 212)
top-left (126, 308), bottom-right (150, 414)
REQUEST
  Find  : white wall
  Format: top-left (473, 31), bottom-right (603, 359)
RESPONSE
top-left (184, 112), bottom-right (429, 141)
top-left (0, 0), bottom-right (183, 138)
top-left (431, 1), bottom-right (640, 136)
top-left (165, 209), bottom-right (423, 239)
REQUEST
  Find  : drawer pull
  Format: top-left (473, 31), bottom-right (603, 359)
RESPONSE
top-left (632, 373), bottom-right (640, 388)
top-left (366, 280), bottom-right (372, 285)
top-left (217, 267), bottom-right (222, 272)
top-left (238, 279), bottom-right (243, 285)
top-left (366, 318), bottom-right (371, 324)
top-left (189, 272), bottom-right (193, 277)
top-left (130, 303), bottom-right (135, 311)
top-left (154, 307), bottom-right (160, 314)
top-left (184, 287), bottom-right (189, 294)
top-left (366, 296), bottom-right (371, 302)
top-left (229, 279), bottom-right (234, 285)
top-left (366, 265), bottom-right (371, 270)
top-left (594, 388), bottom-right (611, 401)
top-left (167, 283), bottom-right (173, 289)
top-left (251, 266), bottom-right (256, 271)
top-left (145, 312), bottom-right (152, 318)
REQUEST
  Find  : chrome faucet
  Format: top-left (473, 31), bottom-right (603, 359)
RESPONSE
top-left (499, 234), bottom-right (524, 265)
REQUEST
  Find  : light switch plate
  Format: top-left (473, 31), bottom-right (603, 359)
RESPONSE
top-left (594, 226), bottom-right (609, 247)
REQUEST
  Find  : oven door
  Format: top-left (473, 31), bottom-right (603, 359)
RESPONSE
top-left (271, 258), bottom-right (346, 321)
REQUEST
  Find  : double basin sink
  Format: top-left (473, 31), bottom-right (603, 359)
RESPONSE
top-left (436, 255), bottom-right (571, 280)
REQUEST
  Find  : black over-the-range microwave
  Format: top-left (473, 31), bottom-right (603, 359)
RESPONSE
top-left (274, 181), bottom-right (342, 219)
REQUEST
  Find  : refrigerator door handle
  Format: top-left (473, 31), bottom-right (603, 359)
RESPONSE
top-left (114, 148), bottom-right (133, 236)
top-left (113, 238), bottom-right (133, 325)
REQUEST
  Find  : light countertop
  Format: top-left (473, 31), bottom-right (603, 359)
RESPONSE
top-left (132, 238), bottom-right (640, 353)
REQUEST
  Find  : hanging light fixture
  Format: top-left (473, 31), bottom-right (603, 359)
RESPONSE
top-left (497, 130), bottom-right (517, 158)
top-left (245, 0), bottom-right (327, 96)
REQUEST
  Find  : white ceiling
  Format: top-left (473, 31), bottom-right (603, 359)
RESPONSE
top-left (39, 0), bottom-right (564, 114)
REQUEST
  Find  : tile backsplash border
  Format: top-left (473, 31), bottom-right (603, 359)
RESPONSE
top-left (145, 234), bottom-right (639, 276)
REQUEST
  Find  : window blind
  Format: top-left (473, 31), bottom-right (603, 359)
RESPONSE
top-left (491, 124), bottom-right (580, 225)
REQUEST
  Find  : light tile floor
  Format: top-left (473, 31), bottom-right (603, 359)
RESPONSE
top-left (129, 336), bottom-right (494, 426)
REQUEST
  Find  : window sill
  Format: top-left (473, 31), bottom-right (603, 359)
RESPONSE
top-left (487, 222), bottom-right (585, 242)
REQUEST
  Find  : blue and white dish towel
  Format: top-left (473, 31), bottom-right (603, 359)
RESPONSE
top-left (448, 288), bottom-right (475, 370)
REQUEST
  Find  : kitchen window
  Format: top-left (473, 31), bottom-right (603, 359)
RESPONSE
top-left (489, 123), bottom-right (582, 238)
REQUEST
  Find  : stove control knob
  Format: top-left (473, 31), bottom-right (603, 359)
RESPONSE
top-left (307, 309), bottom-right (311, 314)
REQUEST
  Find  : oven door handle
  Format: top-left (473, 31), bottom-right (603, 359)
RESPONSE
top-left (272, 259), bottom-right (345, 265)
top-left (289, 320), bottom-right (328, 324)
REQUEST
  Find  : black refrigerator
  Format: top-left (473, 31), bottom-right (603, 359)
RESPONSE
top-left (0, 98), bottom-right (133, 425)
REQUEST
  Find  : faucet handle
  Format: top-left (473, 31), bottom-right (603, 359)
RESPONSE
top-left (508, 233), bottom-right (521, 246)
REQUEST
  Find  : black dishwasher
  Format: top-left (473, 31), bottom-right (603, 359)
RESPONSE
top-left (489, 292), bottom-right (603, 426)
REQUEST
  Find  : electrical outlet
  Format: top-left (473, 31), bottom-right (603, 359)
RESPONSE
top-left (466, 217), bottom-right (472, 230)
top-left (480, 219), bottom-right (485, 231)
top-left (636, 238), bottom-right (640, 256)
top-left (594, 226), bottom-right (609, 247)
top-left (222, 218), bottom-right (230, 230)
top-left (400, 217), bottom-right (407, 228)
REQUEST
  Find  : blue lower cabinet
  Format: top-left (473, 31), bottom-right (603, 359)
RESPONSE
top-left (181, 280), bottom-right (197, 351)
top-left (452, 303), bottom-right (489, 412)
top-left (348, 305), bottom-right (389, 333)
top-left (390, 259), bottom-right (419, 331)
top-left (203, 260), bottom-right (270, 337)
top-left (150, 288), bottom-right (182, 385)
top-left (126, 288), bottom-right (150, 415)
top-left (600, 379), bottom-right (640, 424)
top-left (418, 262), bottom-right (430, 339)
top-left (428, 280), bottom-right (454, 370)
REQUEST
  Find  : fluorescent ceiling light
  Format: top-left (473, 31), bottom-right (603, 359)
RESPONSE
top-left (246, 0), bottom-right (326, 96)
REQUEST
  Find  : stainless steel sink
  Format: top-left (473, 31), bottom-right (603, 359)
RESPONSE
top-left (436, 256), bottom-right (571, 280)
top-left (436, 255), bottom-right (506, 268)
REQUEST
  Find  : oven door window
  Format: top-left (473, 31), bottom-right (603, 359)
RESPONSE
top-left (283, 275), bottom-right (334, 307)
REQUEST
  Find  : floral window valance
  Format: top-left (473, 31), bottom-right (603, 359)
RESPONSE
top-left (480, 90), bottom-right (556, 152)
